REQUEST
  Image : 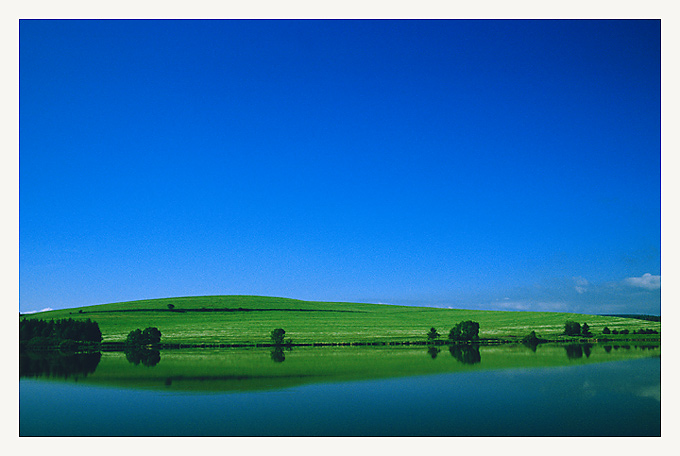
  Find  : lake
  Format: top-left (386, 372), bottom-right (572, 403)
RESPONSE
top-left (19, 343), bottom-right (660, 436)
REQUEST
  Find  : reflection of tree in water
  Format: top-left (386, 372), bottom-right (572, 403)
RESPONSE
top-left (124, 348), bottom-right (161, 366)
top-left (427, 346), bottom-right (440, 359)
top-left (583, 344), bottom-right (592, 358)
top-left (19, 352), bottom-right (101, 379)
top-left (565, 344), bottom-right (593, 360)
top-left (271, 346), bottom-right (285, 362)
top-left (449, 345), bottom-right (481, 364)
top-left (523, 340), bottom-right (539, 352)
top-left (604, 345), bottom-right (612, 353)
top-left (565, 344), bottom-right (582, 359)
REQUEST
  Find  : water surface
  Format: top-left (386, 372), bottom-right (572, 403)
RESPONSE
top-left (20, 343), bottom-right (660, 436)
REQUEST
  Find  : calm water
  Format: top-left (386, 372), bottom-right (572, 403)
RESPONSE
top-left (19, 344), bottom-right (660, 436)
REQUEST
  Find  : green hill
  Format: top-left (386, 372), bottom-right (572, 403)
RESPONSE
top-left (20, 295), bottom-right (660, 345)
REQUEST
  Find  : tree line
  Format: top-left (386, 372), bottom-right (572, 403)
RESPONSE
top-left (20, 318), bottom-right (102, 349)
top-left (566, 321), bottom-right (659, 337)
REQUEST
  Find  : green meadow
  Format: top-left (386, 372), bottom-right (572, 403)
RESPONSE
top-left (21, 295), bottom-right (660, 345)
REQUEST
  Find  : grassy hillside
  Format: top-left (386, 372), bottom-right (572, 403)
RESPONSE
top-left (21, 295), bottom-right (661, 345)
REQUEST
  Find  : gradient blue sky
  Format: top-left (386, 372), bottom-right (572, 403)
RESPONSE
top-left (19, 19), bottom-right (660, 314)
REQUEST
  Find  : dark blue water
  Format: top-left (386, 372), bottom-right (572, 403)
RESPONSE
top-left (20, 356), bottom-right (660, 436)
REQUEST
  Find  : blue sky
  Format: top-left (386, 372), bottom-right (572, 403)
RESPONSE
top-left (19, 19), bottom-right (660, 314)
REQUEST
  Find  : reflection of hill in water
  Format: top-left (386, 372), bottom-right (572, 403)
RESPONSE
top-left (23, 343), bottom-right (659, 393)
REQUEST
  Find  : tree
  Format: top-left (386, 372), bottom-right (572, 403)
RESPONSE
top-left (271, 328), bottom-right (286, 345)
top-left (460, 321), bottom-right (480, 341)
top-left (142, 327), bottom-right (162, 345)
top-left (564, 321), bottom-right (581, 336)
top-left (126, 327), bottom-right (162, 347)
top-left (126, 329), bottom-right (143, 346)
top-left (602, 326), bottom-right (611, 335)
top-left (448, 324), bottom-right (461, 340)
top-left (167, 303), bottom-right (175, 311)
top-left (521, 331), bottom-right (540, 352)
top-left (427, 327), bottom-right (440, 340)
top-left (448, 321), bottom-right (480, 341)
top-left (19, 318), bottom-right (102, 348)
top-left (522, 330), bottom-right (540, 345)
top-left (581, 323), bottom-right (591, 336)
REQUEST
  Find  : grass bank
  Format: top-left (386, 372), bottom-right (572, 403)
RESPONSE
top-left (21, 295), bottom-right (661, 346)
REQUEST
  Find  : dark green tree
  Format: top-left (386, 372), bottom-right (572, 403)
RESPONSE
top-left (142, 327), bottom-right (162, 345)
top-left (564, 320), bottom-right (581, 336)
top-left (522, 330), bottom-right (541, 349)
top-left (448, 321), bottom-right (480, 341)
top-left (602, 326), bottom-right (611, 335)
top-left (126, 327), bottom-right (161, 346)
top-left (271, 328), bottom-right (286, 345)
top-left (448, 324), bottom-right (461, 340)
top-left (460, 321), bottom-right (480, 340)
top-left (126, 329), bottom-right (143, 346)
top-left (19, 318), bottom-right (102, 348)
top-left (427, 327), bottom-right (440, 340)
top-left (581, 323), bottom-right (591, 336)
top-left (167, 303), bottom-right (175, 311)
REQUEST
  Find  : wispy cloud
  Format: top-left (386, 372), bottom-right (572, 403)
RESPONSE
top-left (469, 273), bottom-right (660, 315)
top-left (624, 273), bottom-right (660, 290)
top-left (491, 300), bottom-right (569, 312)
top-left (573, 276), bottom-right (589, 294)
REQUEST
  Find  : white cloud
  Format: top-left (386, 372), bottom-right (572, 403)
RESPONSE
top-left (624, 273), bottom-right (660, 290)
top-left (21, 307), bottom-right (53, 314)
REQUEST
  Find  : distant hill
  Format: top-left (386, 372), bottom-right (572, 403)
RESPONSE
top-left (19, 295), bottom-right (661, 345)
top-left (599, 314), bottom-right (661, 322)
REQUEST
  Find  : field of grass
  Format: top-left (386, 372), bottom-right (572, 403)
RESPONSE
top-left (20, 295), bottom-right (661, 345)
